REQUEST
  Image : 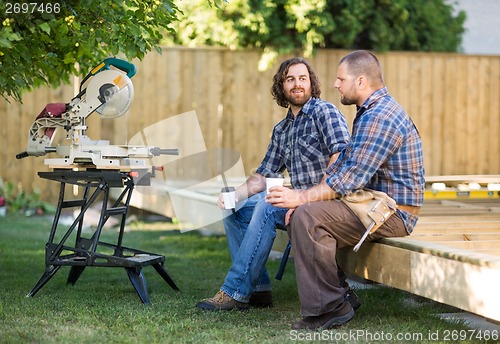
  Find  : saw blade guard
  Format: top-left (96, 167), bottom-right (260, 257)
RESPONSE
top-left (86, 69), bottom-right (134, 119)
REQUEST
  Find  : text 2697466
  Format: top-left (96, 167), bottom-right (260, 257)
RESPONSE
top-left (5, 2), bottom-right (61, 15)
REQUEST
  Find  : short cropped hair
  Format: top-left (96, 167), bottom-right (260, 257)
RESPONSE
top-left (339, 50), bottom-right (384, 86)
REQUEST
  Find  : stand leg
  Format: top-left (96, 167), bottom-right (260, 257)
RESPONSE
top-left (152, 263), bottom-right (180, 291)
top-left (26, 265), bottom-right (62, 297)
top-left (126, 268), bottom-right (150, 304)
top-left (67, 266), bottom-right (86, 285)
top-left (275, 241), bottom-right (292, 280)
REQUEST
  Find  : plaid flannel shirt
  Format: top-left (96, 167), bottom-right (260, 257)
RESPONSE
top-left (325, 87), bottom-right (425, 233)
top-left (256, 97), bottom-right (350, 189)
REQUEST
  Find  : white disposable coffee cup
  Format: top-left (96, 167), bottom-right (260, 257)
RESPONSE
top-left (221, 186), bottom-right (236, 209)
top-left (266, 177), bottom-right (284, 193)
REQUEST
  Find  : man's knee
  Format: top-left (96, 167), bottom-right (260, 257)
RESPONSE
top-left (289, 204), bottom-right (313, 231)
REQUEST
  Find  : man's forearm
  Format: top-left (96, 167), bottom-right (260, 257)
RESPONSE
top-left (322, 152), bottom-right (340, 182)
top-left (300, 180), bottom-right (338, 203)
top-left (236, 173), bottom-right (266, 200)
top-left (266, 180), bottom-right (338, 209)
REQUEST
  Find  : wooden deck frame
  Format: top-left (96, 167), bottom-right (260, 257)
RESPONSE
top-left (338, 241), bottom-right (500, 322)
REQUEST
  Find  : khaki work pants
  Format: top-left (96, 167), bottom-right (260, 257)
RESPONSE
top-left (288, 199), bottom-right (408, 316)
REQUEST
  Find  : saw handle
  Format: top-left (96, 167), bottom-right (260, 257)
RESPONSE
top-left (150, 148), bottom-right (180, 156)
top-left (16, 151), bottom-right (29, 159)
top-left (102, 58), bottom-right (137, 78)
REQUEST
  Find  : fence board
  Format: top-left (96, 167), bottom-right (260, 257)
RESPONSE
top-left (489, 59), bottom-right (500, 171)
top-left (429, 56), bottom-right (445, 176)
top-left (1, 48), bottom-right (499, 205)
top-left (419, 55), bottom-right (433, 175)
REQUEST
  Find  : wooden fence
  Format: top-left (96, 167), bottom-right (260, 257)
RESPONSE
top-left (1, 47), bottom-right (499, 204)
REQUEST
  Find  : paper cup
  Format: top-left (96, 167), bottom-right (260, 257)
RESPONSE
top-left (221, 187), bottom-right (236, 209)
top-left (266, 177), bottom-right (284, 193)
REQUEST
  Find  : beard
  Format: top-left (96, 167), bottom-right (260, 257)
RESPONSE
top-left (285, 88), bottom-right (311, 107)
top-left (340, 95), bottom-right (357, 106)
top-left (339, 86), bottom-right (358, 106)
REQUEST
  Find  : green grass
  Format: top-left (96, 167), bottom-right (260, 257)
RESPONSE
top-left (0, 215), bottom-right (493, 343)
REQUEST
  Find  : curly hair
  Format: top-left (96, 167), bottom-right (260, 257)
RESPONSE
top-left (271, 57), bottom-right (321, 108)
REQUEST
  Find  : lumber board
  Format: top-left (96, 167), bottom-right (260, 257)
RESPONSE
top-left (424, 175), bottom-right (500, 184)
top-left (411, 252), bottom-right (500, 322)
top-left (337, 244), bottom-right (411, 291)
top-left (408, 233), bottom-right (500, 241)
top-left (338, 242), bottom-right (500, 322)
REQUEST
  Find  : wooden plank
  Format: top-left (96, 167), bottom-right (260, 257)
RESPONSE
top-left (337, 243), bottom-right (411, 291)
top-left (380, 238), bottom-right (500, 267)
top-left (163, 48), bottom-right (183, 116)
top-left (339, 241), bottom-right (500, 322)
top-left (442, 54), bottom-right (459, 175)
top-left (258, 58), bottom-right (280, 161)
top-left (427, 240), bottom-right (500, 251)
top-left (489, 58), bottom-right (500, 172)
top-left (416, 219), bottom-right (500, 227)
top-left (410, 252), bottom-right (500, 322)
top-left (425, 175), bottom-right (500, 184)
top-left (396, 53), bottom-right (411, 117)
top-left (338, 197), bottom-right (500, 321)
top-left (408, 233), bottom-right (500, 241)
top-left (476, 57), bottom-right (490, 174)
top-left (408, 54), bottom-right (421, 128)
top-left (245, 51), bottom-right (263, 171)
top-left (205, 49), bottom-right (223, 150)
top-left (429, 55), bottom-right (444, 176)
top-left (419, 55), bottom-right (434, 174)
top-left (155, 52), bottom-right (170, 124)
top-left (465, 56), bottom-right (480, 175)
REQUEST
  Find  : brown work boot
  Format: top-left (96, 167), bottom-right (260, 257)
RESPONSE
top-left (291, 301), bottom-right (354, 330)
top-left (249, 291), bottom-right (273, 308)
top-left (196, 291), bottom-right (249, 311)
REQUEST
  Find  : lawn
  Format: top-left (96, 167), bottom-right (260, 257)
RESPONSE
top-left (0, 214), bottom-right (491, 343)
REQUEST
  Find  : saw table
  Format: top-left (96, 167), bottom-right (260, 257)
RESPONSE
top-left (26, 168), bottom-right (179, 304)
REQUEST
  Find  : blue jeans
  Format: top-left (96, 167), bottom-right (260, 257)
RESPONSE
top-left (220, 191), bottom-right (288, 302)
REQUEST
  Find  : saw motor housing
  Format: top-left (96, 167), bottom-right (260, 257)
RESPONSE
top-left (17, 58), bottom-right (178, 168)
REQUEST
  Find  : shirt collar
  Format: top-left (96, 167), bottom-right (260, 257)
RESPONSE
top-left (356, 87), bottom-right (388, 115)
top-left (287, 97), bottom-right (316, 120)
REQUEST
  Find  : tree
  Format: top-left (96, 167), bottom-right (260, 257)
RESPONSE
top-left (165, 0), bottom-right (466, 67)
top-left (0, 0), bottom-right (182, 102)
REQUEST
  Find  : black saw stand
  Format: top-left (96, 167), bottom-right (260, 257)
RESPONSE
top-left (27, 168), bottom-right (179, 304)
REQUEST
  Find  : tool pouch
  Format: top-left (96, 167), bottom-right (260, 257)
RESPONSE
top-left (341, 188), bottom-right (396, 234)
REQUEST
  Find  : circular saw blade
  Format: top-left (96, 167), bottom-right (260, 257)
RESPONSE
top-left (86, 69), bottom-right (134, 118)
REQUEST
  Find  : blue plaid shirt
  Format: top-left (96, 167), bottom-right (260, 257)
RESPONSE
top-left (325, 87), bottom-right (425, 233)
top-left (256, 97), bottom-right (350, 189)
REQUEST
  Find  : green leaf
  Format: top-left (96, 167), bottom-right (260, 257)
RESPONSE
top-left (0, 38), bottom-right (14, 49)
top-left (39, 23), bottom-right (51, 35)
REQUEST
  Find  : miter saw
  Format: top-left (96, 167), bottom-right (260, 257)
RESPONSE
top-left (16, 57), bottom-right (178, 168)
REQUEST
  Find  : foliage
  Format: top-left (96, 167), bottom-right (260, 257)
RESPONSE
top-left (0, 0), bottom-right (464, 101)
top-left (165, 0), bottom-right (466, 67)
top-left (324, 0), bottom-right (466, 52)
top-left (0, 178), bottom-right (55, 215)
top-left (0, 0), bottom-right (181, 102)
